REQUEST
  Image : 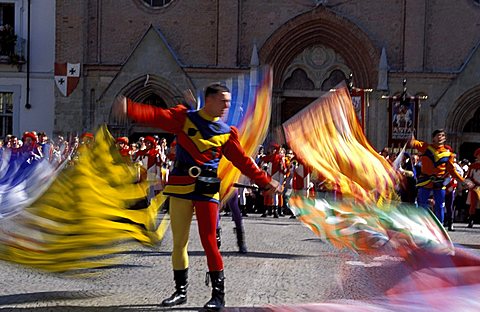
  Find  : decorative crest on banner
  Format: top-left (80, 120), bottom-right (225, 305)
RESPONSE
top-left (383, 79), bottom-right (428, 149)
top-left (346, 73), bottom-right (372, 131)
top-left (54, 63), bottom-right (80, 97)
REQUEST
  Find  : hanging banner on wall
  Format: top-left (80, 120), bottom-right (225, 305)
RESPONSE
top-left (350, 88), bottom-right (366, 130)
top-left (388, 96), bottom-right (419, 147)
top-left (54, 63), bottom-right (80, 97)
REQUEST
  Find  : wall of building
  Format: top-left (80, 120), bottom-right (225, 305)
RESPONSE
top-left (53, 0), bottom-right (480, 154)
top-left (0, 0), bottom-right (55, 137)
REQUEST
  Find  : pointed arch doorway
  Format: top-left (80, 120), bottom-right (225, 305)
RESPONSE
top-left (446, 85), bottom-right (480, 162)
top-left (259, 8), bottom-right (379, 141)
top-left (108, 74), bottom-right (182, 143)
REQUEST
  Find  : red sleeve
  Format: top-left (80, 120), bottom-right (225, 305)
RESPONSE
top-left (222, 127), bottom-right (271, 187)
top-left (411, 140), bottom-right (427, 153)
top-left (127, 99), bottom-right (186, 134)
top-left (261, 153), bottom-right (274, 163)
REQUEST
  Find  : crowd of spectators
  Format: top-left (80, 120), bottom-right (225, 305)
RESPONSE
top-left (2, 130), bottom-right (478, 230)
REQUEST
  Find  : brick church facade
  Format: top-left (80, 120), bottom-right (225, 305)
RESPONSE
top-left (54, 0), bottom-right (480, 159)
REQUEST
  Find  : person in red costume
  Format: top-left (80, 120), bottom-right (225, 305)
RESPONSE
top-left (112, 83), bottom-right (281, 311)
top-left (115, 137), bottom-right (130, 159)
top-left (16, 132), bottom-right (42, 162)
top-left (465, 148), bottom-right (480, 228)
top-left (260, 143), bottom-right (286, 218)
top-left (133, 135), bottom-right (162, 200)
top-left (409, 129), bottom-right (466, 224)
top-left (283, 149), bottom-right (312, 218)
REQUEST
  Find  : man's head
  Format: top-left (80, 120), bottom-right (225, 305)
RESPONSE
top-left (22, 132), bottom-right (37, 146)
top-left (144, 136), bottom-right (156, 149)
top-left (116, 137), bottom-right (129, 147)
top-left (431, 129), bottom-right (446, 146)
top-left (204, 83), bottom-right (231, 118)
top-left (38, 132), bottom-right (48, 143)
top-left (159, 137), bottom-right (167, 147)
top-left (474, 148), bottom-right (480, 160)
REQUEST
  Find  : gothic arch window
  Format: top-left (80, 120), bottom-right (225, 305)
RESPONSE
top-left (283, 68), bottom-right (314, 90)
top-left (463, 106), bottom-right (480, 132)
top-left (321, 69), bottom-right (347, 91)
top-left (142, 93), bottom-right (167, 108)
top-left (142, 0), bottom-right (173, 8)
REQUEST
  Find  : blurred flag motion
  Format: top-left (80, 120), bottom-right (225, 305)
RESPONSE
top-left (281, 83), bottom-right (480, 311)
top-left (282, 83), bottom-right (450, 254)
top-left (216, 66), bottom-right (273, 202)
top-left (0, 125), bottom-right (167, 272)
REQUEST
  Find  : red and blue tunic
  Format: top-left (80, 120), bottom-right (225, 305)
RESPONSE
top-left (127, 100), bottom-right (271, 203)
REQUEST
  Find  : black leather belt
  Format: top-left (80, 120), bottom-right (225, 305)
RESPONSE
top-left (174, 162), bottom-right (217, 178)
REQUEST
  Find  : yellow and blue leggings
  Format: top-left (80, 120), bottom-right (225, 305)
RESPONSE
top-left (169, 196), bottom-right (223, 271)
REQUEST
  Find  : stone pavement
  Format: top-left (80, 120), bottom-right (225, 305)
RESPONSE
top-left (0, 214), bottom-right (479, 311)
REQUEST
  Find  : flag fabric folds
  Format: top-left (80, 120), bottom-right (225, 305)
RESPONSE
top-left (282, 83), bottom-right (454, 255)
top-left (283, 83), bottom-right (399, 205)
top-left (217, 67), bottom-right (273, 201)
top-left (289, 196), bottom-right (454, 256)
top-left (0, 150), bottom-right (62, 219)
top-left (0, 125), bottom-right (167, 273)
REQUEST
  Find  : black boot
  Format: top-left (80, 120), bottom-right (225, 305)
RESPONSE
top-left (273, 206), bottom-right (279, 218)
top-left (468, 216), bottom-right (474, 228)
top-left (447, 220), bottom-right (455, 231)
top-left (278, 206), bottom-right (284, 217)
top-left (204, 271), bottom-right (225, 311)
top-left (236, 226), bottom-right (247, 254)
top-left (260, 207), bottom-right (267, 217)
top-left (162, 269), bottom-right (188, 306)
top-left (216, 227), bottom-right (222, 248)
top-left (240, 205), bottom-right (248, 217)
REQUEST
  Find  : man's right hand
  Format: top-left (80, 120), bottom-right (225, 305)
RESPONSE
top-left (408, 133), bottom-right (416, 146)
top-left (111, 95), bottom-right (127, 123)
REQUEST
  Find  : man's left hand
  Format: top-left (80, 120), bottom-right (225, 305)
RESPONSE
top-left (264, 179), bottom-right (283, 194)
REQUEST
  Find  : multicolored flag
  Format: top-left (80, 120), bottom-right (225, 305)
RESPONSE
top-left (0, 125), bottom-right (168, 273)
top-left (206, 66), bottom-right (273, 201)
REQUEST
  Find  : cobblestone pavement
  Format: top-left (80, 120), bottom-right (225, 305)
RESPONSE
top-left (0, 214), bottom-right (479, 311)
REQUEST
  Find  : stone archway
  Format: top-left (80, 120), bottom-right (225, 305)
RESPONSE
top-left (446, 85), bottom-right (480, 160)
top-left (260, 7), bottom-right (379, 90)
top-left (259, 7), bottom-right (379, 138)
top-left (108, 74), bottom-right (182, 137)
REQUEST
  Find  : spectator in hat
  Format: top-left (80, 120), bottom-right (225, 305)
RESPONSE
top-left (465, 148), bottom-right (480, 228)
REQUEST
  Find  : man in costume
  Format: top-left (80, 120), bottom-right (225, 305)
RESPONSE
top-left (443, 148), bottom-right (463, 231)
top-left (116, 136), bottom-right (131, 160)
top-left (133, 135), bottom-right (162, 201)
top-left (283, 149), bottom-right (311, 218)
top-left (409, 129), bottom-right (466, 224)
top-left (112, 83), bottom-right (281, 311)
top-left (260, 143), bottom-right (286, 218)
top-left (465, 148), bottom-right (480, 228)
top-left (16, 132), bottom-right (42, 162)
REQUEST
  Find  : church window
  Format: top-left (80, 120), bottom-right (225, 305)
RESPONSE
top-left (142, 0), bottom-right (173, 8)
top-left (0, 92), bottom-right (13, 138)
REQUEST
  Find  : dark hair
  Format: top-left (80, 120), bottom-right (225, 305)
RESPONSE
top-left (204, 83), bottom-right (230, 98)
top-left (431, 129), bottom-right (445, 138)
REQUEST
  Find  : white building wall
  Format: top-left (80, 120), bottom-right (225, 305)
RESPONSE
top-left (0, 0), bottom-right (55, 137)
